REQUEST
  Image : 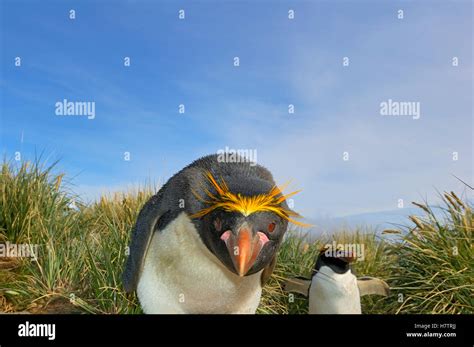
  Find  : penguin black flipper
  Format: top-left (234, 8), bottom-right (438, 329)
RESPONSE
top-left (282, 276), bottom-right (311, 296)
top-left (357, 277), bottom-right (390, 296)
top-left (122, 192), bottom-right (175, 293)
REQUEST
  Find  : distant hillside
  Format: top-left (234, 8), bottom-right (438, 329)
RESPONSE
top-left (307, 207), bottom-right (438, 237)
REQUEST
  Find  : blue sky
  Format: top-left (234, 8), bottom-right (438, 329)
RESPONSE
top-left (1, 0), bottom-right (472, 222)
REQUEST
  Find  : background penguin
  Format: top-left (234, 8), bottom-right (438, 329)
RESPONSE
top-left (122, 154), bottom-right (307, 313)
top-left (283, 248), bottom-right (389, 314)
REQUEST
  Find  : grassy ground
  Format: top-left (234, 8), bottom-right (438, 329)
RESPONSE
top-left (0, 160), bottom-right (472, 314)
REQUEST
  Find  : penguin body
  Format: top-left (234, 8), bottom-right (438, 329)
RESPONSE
top-left (123, 154), bottom-right (304, 313)
top-left (308, 265), bottom-right (361, 314)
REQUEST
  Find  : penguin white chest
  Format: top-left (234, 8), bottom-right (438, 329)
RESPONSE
top-left (309, 266), bottom-right (361, 314)
top-left (137, 212), bottom-right (263, 314)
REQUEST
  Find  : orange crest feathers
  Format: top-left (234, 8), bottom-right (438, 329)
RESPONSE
top-left (190, 171), bottom-right (310, 227)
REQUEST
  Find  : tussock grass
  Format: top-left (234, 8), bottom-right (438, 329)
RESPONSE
top-left (78, 191), bottom-right (153, 313)
top-left (386, 192), bottom-right (473, 314)
top-left (0, 159), bottom-right (472, 314)
top-left (0, 160), bottom-right (84, 312)
top-left (0, 160), bottom-right (79, 243)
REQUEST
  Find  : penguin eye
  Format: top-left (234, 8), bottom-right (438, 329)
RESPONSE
top-left (268, 222), bottom-right (276, 233)
top-left (213, 218), bottom-right (222, 232)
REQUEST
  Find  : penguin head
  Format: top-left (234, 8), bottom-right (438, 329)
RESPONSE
top-left (313, 247), bottom-right (357, 275)
top-left (200, 209), bottom-right (287, 276)
top-left (192, 171), bottom-right (307, 277)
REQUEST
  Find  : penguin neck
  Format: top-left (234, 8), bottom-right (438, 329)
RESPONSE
top-left (312, 266), bottom-right (356, 291)
top-left (317, 265), bottom-right (350, 279)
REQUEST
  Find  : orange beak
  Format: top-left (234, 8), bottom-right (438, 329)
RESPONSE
top-left (220, 224), bottom-right (269, 276)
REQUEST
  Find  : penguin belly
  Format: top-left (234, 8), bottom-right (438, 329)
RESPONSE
top-left (137, 212), bottom-right (263, 314)
top-left (308, 267), bottom-right (361, 314)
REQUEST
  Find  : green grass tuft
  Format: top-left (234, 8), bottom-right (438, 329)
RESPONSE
top-left (386, 192), bottom-right (473, 314)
